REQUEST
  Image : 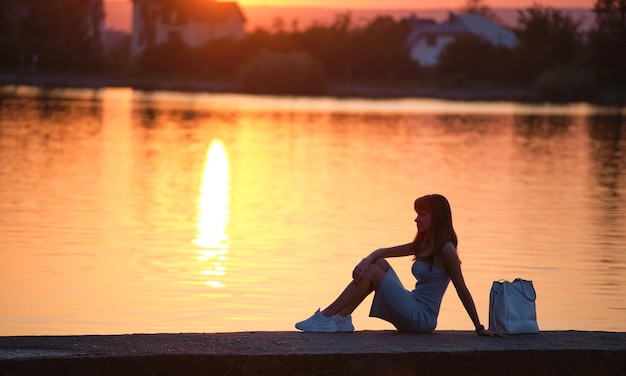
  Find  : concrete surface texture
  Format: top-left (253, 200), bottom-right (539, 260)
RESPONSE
top-left (1, 330), bottom-right (625, 375)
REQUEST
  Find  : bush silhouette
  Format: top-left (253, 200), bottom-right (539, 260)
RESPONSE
top-left (533, 68), bottom-right (596, 102)
top-left (238, 50), bottom-right (328, 95)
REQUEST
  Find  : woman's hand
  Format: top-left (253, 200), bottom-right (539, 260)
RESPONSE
top-left (477, 327), bottom-right (506, 337)
top-left (352, 258), bottom-right (371, 281)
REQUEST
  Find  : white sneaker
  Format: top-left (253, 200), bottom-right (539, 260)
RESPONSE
top-left (334, 314), bottom-right (354, 332)
top-left (295, 309), bottom-right (338, 332)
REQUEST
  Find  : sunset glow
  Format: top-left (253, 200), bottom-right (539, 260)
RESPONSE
top-left (235, 0), bottom-right (594, 8)
top-left (103, 0), bottom-right (596, 33)
top-left (194, 139), bottom-right (231, 288)
top-left (103, 0), bottom-right (594, 9)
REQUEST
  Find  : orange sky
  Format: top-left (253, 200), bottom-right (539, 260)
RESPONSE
top-left (105, 0), bottom-right (594, 9)
top-left (238, 1), bottom-right (593, 8)
top-left (103, 0), bottom-right (595, 32)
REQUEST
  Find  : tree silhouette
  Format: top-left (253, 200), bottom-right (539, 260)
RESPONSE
top-left (588, 0), bottom-right (626, 85)
top-left (19, 0), bottom-right (104, 70)
top-left (512, 5), bottom-right (583, 80)
top-left (462, 0), bottom-right (502, 24)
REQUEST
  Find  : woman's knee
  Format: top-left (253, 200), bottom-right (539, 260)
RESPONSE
top-left (366, 263), bottom-right (387, 288)
top-left (373, 258), bottom-right (391, 272)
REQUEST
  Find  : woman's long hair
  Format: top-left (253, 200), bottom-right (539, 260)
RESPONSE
top-left (413, 194), bottom-right (458, 269)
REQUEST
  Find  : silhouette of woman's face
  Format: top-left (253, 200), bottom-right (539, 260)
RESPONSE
top-left (415, 209), bottom-right (432, 233)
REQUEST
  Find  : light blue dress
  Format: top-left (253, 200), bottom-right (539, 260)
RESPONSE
top-left (369, 259), bottom-right (451, 332)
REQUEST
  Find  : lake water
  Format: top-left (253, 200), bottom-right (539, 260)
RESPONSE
top-left (1, 86), bottom-right (625, 336)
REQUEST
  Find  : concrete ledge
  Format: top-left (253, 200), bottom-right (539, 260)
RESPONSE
top-left (1, 331), bottom-right (624, 375)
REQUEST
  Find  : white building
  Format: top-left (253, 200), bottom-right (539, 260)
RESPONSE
top-left (405, 13), bottom-right (518, 67)
top-left (132, 0), bottom-right (246, 56)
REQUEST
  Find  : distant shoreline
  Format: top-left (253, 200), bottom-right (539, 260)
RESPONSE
top-left (0, 72), bottom-right (535, 102)
top-left (2, 72), bottom-right (625, 105)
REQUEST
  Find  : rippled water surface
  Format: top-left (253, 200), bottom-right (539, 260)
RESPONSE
top-left (1, 87), bottom-right (625, 335)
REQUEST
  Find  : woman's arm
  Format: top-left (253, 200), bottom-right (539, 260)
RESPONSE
top-left (440, 243), bottom-right (504, 337)
top-left (363, 243), bottom-right (415, 262)
top-left (352, 243), bottom-right (414, 281)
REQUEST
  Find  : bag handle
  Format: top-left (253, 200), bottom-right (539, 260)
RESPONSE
top-left (490, 288), bottom-right (499, 332)
top-left (513, 278), bottom-right (536, 301)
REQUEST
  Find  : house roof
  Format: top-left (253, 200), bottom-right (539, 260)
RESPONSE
top-left (137, 0), bottom-right (246, 23)
top-left (405, 12), bottom-right (517, 48)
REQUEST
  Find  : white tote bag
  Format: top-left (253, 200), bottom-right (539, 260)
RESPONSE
top-left (489, 278), bottom-right (539, 335)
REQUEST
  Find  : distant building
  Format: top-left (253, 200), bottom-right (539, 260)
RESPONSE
top-left (405, 13), bottom-right (518, 67)
top-left (131, 0), bottom-right (246, 56)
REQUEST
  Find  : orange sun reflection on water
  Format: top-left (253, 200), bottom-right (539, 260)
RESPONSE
top-left (194, 139), bottom-right (231, 288)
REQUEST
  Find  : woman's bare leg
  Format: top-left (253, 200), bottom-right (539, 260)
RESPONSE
top-left (322, 259), bottom-right (391, 317)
